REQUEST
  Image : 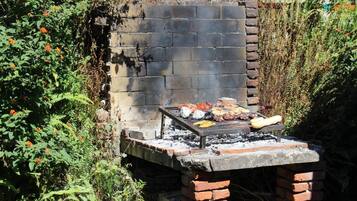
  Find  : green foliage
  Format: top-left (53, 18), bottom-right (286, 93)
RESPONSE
top-left (259, 0), bottom-right (356, 200)
top-left (0, 0), bottom-right (143, 200)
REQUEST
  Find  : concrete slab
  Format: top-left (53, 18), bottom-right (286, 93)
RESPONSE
top-left (121, 134), bottom-right (321, 172)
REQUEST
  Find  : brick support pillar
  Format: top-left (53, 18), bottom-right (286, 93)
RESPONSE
top-left (181, 171), bottom-right (231, 201)
top-left (276, 163), bottom-right (325, 201)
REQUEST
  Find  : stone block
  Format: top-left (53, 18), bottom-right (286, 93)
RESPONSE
top-left (173, 33), bottom-right (197, 47)
top-left (166, 20), bottom-right (193, 33)
top-left (247, 52), bottom-right (259, 61)
top-left (171, 6), bottom-right (196, 18)
top-left (173, 61), bottom-right (199, 75)
top-left (247, 61), bottom-right (259, 69)
top-left (246, 18), bottom-right (258, 26)
top-left (246, 35), bottom-right (258, 43)
top-left (192, 48), bottom-right (216, 61)
top-left (197, 34), bottom-right (222, 47)
top-left (110, 63), bottom-right (146, 77)
top-left (145, 92), bottom-right (168, 105)
top-left (246, 8), bottom-right (258, 17)
top-left (221, 61), bottom-right (246, 74)
top-left (143, 47), bottom-right (169, 61)
top-left (197, 89), bottom-right (220, 103)
top-left (246, 44), bottom-right (258, 52)
top-left (193, 75), bottom-right (218, 89)
top-left (110, 92), bottom-right (145, 108)
top-left (220, 88), bottom-right (247, 102)
top-left (221, 20), bottom-right (244, 33)
top-left (120, 106), bottom-right (160, 121)
top-left (197, 6), bottom-right (220, 19)
top-left (222, 6), bottom-right (245, 19)
top-left (222, 34), bottom-right (246, 46)
top-left (168, 89), bottom-right (198, 104)
top-left (216, 48), bottom-right (246, 60)
top-left (193, 20), bottom-right (221, 33)
top-left (218, 74), bottom-right (247, 88)
top-left (119, 33), bottom-right (172, 47)
top-left (111, 76), bottom-right (165, 92)
top-left (165, 76), bottom-right (192, 89)
top-left (198, 61), bottom-right (223, 75)
top-left (117, 19), bottom-right (166, 33)
top-left (167, 47), bottom-right (192, 61)
top-left (246, 27), bottom-right (259, 35)
top-left (143, 5), bottom-right (172, 18)
top-left (146, 62), bottom-right (172, 76)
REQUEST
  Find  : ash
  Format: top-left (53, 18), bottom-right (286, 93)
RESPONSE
top-left (145, 125), bottom-right (287, 150)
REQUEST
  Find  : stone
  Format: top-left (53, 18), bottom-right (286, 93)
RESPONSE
top-left (173, 61), bottom-right (199, 75)
top-left (117, 19), bottom-right (166, 33)
top-left (222, 6), bottom-right (246, 19)
top-left (248, 88), bottom-right (258, 96)
top-left (197, 6), bottom-right (220, 19)
top-left (221, 61), bottom-right (246, 74)
top-left (197, 34), bottom-right (222, 47)
top-left (247, 52), bottom-right (259, 61)
top-left (216, 48), bottom-right (246, 60)
top-left (247, 79), bottom-right (259, 87)
top-left (171, 6), bottom-right (196, 18)
top-left (143, 5), bottom-right (172, 18)
top-left (110, 92), bottom-right (145, 107)
top-left (246, 0), bottom-right (259, 9)
top-left (146, 62), bottom-right (172, 76)
top-left (173, 33), bottom-right (197, 47)
top-left (119, 33), bottom-right (172, 47)
top-left (191, 48), bottom-right (216, 61)
top-left (218, 74), bottom-right (247, 88)
top-left (197, 62), bottom-right (223, 74)
top-left (247, 69), bottom-right (259, 79)
top-left (166, 20), bottom-right (193, 33)
top-left (247, 96), bottom-right (259, 105)
top-left (165, 76), bottom-right (193, 89)
top-left (129, 130), bottom-right (145, 140)
top-left (222, 34), bottom-right (246, 46)
top-left (167, 47), bottom-right (192, 61)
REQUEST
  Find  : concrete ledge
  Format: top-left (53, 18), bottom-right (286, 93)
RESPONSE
top-left (121, 135), bottom-right (321, 172)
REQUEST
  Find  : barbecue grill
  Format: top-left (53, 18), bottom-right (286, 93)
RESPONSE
top-left (159, 106), bottom-right (284, 148)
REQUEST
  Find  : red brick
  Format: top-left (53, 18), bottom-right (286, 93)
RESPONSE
top-left (246, 0), bottom-right (258, 8)
top-left (181, 187), bottom-right (212, 201)
top-left (192, 180), bottom-right (230, 191)
top-left (247, 61), bottom-right (259, 69)
top-left (277, 168), bottom-right (325, 182)
top-left (247, 69), bottom-right (259, 79)
top-left (246, 35), bottom-right (258, 44)
top-left (247, 79), bottom-right (259, 87)
top-left (247, 97), bottom-right (259, 105)
top-left (246, 44), bottom-right (258, 52)
top-left (277, 178), bottom-right (324, 193)
top-left (276, 187), bottom-right (324, 201)
top-left (247, 52), bottom-right (259, 61)
top-left (246, 27), bottom-right (259, 35)
top-left (212, 189), bottom-right (230, 200)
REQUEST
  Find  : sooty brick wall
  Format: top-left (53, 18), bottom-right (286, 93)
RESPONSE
top-left (109, 0), bottom-right (260, 139)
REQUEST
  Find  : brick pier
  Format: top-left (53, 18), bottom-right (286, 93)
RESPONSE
top-left (276, 163), bottom-right (325, 201)
top-left (181, 171), bottom-right (231, 201)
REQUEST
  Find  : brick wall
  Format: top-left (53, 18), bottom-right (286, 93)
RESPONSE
top-left (109, 0), bottom-right (259, 139)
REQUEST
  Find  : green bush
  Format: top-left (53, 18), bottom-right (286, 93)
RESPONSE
top-left (259, 0), bottom-right (356, 200)
top-left (0, 0), bottom-right (143, 200)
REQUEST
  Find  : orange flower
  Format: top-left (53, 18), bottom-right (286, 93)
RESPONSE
top-left (43, 10), bottom-right (49, 17)
top-left (60, 55), bottom-right (64, 60)
top-left (44, 43), bottom-right (51, 52)
top-left (25, 141), bottom-right (33, 148)
top-left (10, 63), bottom-right (16, 70)
top-left (8, 38), bottom-right (16, 45)
top-left (55, 47), bottom-right (61, 53)
top-left (9, 109), bottom-right (16, 116)
top-left (45, 148), bottom-right (50, 155)
top-left (35, 127), bottom-right (42, 132)
top-left (40, 27), bottom-right (48, 34)
top-left (34, 157), bottom-right (42, 165)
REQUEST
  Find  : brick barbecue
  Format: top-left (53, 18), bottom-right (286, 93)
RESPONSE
top-left (105, 0), bottom-right (325, 200)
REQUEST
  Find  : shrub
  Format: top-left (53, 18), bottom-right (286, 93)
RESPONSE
top-left (0, 0), bottom-right (143, 200)
top-left (259, 0), bottom-right (356, 200)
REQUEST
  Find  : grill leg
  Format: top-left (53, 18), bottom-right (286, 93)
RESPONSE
top-left (199, 136), bottom-right (206, 149)
top-left (160, 113), bottom-right (165, 139)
